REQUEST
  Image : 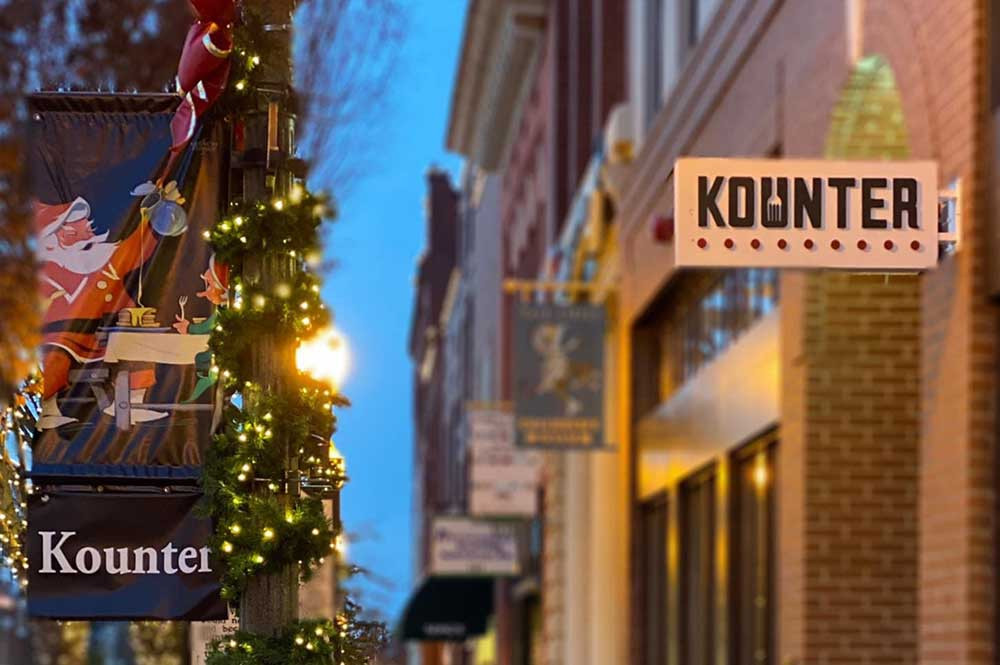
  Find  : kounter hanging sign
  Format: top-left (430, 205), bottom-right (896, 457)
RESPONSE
top-left (674, 158), bottom-right (946, 270)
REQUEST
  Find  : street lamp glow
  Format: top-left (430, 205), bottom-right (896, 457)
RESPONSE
top-left (296, 326), bottom-right (350, 390)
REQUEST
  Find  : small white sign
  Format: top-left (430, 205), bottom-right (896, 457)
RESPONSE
top-left (189, 610), bottom-right (239, 665)
top-left (674, 158), bottom-right (939, 270)
top-left (430, 517), bottom-right (520, 577)
top-left (468, 409), bottom-right (541, 517)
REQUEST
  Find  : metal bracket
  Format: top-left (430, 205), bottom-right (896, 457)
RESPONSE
top-left (938, 179), bottom-right (961, 253)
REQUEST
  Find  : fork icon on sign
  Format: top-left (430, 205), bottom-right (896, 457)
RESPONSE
top-left (765, 188), bottom-right (783, 226)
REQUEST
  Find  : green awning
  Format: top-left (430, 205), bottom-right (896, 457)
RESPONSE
top-left (400, 576), bottom-right (493, 642)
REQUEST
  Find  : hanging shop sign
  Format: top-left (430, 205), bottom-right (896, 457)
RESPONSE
top-left (467, 408), bottom-right (541, 517)
top-left (429, 517), bottom-right (520, 577)
top-left (27, 490), bottom-right (227, 620)
top-left (28, 94), bottom-right (225, 480)
top-left (674, 158), bottom-right (940, 270)
top-left (512, 302), bottom-right (605, 449)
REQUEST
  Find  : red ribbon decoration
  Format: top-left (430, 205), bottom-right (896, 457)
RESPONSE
top-left (165, 0), bottom-right (237, 179)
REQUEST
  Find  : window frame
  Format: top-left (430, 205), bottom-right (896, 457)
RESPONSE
top-left (678, 462), bottom-right (718, 665)
top-left (635, 491), bottom-right (670, 665)
top-left (728, 432), bottom-right (778, 665)
top-left (644, 0), bottom-right (665, 127)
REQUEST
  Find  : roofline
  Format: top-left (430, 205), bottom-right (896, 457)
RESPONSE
top-left (445, 0), bottom-right (547, 170)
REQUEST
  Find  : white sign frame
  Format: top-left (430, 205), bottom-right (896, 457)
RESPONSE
top-left (467, 409), bottom-right (541, 517)
top-left (674, 158), bottom-right (939, 270)
top-left (429, 517), bottom-right (520, 577)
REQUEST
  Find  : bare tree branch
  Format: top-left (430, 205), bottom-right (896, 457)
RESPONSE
top-left (294, 0), bottom-right (405, 194)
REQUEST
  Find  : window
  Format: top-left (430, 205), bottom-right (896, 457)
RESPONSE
top-left (644, 0), bottom-right (665, 126)
top-left (686, 0), bottom-right (699, 48)
top-left (657, 269), bottom-right (779, 399)
top-left (679, 465), bottom-right (717, 665)
top-left (730, 436), bottom-right (777, 665)
top-left (636, 493), bottom-right (669, 665)
top-left (681, 0), bottom-right (722, 51)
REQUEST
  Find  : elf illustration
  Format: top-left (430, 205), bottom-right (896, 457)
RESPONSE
top-left (172, 254), bottom-right (229, 402)
top-left (531, 323), bottom-right (600, 416)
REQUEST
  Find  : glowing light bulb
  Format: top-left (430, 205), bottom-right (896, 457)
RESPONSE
top-left (296, 327), bottom-right (350, 390)
top-left (753, 456), bottom-right (769, 489)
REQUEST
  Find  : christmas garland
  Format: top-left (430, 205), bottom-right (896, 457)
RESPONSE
top-left (202, 387), bottom-right (346, 599)
top-left (204, 191), bottom-right (332, 269)
top-left (0, 375), bottom-right (40, 592)
top-left (200, 3), bottom-right (386, 663)
top-left (206, 603), bottom-right (387, 665)
top-left (201, 186), bottom-right (346, 601)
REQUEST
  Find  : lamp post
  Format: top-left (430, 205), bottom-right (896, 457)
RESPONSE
top-left (239, 0), bottom-right (298, 637)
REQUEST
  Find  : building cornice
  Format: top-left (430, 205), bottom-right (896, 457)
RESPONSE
top-left (446, 0), bottom-right (547, 170)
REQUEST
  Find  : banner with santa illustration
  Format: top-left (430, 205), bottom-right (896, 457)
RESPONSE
top-left (28, 94), bottom-right (226, 480)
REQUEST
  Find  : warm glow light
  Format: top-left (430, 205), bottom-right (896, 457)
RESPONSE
top-left (296, 327), bottom-right (350, 390)
top-left (328, 440), bottom-right (343, 463)
top-left (334, 533), bottom-right (348, 557)
top-left (753, 455), bottom-right (769, 490)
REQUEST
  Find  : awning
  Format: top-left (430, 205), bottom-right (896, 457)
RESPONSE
top-left (400, 576), bottom-right (494, 642)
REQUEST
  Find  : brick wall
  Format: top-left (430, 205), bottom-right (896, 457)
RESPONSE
top-left (616, 0), bottom-right (993, 663)
top-left (796, 272), bottom-right (921, 664)
top-left (898, 2), bottom-right (996, 664)
top-left (540, 454), bottom-right (566, 665)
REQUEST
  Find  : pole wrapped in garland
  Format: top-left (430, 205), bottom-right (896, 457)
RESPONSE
top-left (194, 2), bottom-right (385, 662)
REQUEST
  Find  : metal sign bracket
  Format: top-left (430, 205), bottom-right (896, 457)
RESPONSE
top-left (938, 179), bottom-right (961, 253)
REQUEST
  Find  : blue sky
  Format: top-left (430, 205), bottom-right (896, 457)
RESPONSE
top-left (319, 1), bottom-right (465, 620)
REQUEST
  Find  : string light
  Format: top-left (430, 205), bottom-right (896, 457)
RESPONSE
top-left (200, 9), bottom-right (385, 662)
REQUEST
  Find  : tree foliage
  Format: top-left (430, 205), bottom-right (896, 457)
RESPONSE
top-left (0, 0), bottom-right (186, 403)
top-left (294, 0), bottom-right (403, 190)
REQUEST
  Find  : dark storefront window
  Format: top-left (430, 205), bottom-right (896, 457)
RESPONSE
top-left (658, 269), bottom-right (778, 398)
top-left (637, 492), bottom-right (669, 665)
top-left (679, 465), bottom-right (717, 665)
top-left (730, 436), bottom-right (777, 665)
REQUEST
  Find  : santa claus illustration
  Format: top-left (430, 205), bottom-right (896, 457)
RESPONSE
top-left (36, 187), bottom-right (186, 429)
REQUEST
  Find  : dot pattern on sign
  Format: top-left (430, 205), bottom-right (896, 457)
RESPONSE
top-left (697, 236), bottom-right (925, 253)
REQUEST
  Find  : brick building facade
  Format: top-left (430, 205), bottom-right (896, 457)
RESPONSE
top-left (619, 1), bottom-right (993, 663)
top-left (408, 169), bottom-right (459, 665)
top-left (414, 1), bottom-right (998, 664)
